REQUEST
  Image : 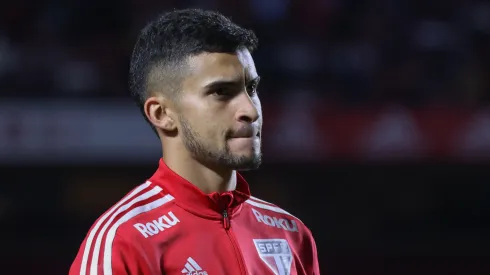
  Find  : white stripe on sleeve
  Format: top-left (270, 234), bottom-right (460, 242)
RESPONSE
top-left (103, 194), bottom-right (175, 275)
top-left (89, 186), bottom-right (164, 275)
top-left (79, 181), bottom-right (151, 275)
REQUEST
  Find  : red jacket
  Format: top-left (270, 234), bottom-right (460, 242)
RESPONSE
top-left (70, 159), bottom-right (320, 275)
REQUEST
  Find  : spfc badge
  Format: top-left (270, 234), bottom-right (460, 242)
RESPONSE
top-left (253, 239), bottom-right (293, 275)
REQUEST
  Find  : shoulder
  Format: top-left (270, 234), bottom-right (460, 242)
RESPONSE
top-left (245, 196), bottom-right (298, 218)
top-left (71, 181), bottom-right (175, 274)
top-left (85, 180), bottom-right (176, 243)
top-left (244, 196), bottom-right (310, 233)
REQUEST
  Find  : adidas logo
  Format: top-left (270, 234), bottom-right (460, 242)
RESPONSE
top-left (181, 257), bottom-right (208, 275)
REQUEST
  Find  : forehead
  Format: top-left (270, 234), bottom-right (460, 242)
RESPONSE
top-left (184, 49), bottom-right (258, 87)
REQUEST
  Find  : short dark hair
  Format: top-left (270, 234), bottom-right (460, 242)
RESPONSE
top-left (128, 9), bottom-right (259, 135)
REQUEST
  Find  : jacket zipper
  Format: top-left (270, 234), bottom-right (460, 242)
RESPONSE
top-left (223, 209), bottom-right (248, 275)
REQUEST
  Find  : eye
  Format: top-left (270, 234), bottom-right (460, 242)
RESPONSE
top-left (212, 87), bottom-right (234, 98)
top-left (247, 83), bottom-right (258, 96)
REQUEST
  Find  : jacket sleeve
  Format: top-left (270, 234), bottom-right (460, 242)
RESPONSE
top-left (69, 233), bottom-right (152, 275)
top-left (303, 228), bottom-right (321, 274)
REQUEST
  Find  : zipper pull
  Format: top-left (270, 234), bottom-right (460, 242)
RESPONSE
top-left (222, 210), bottom-right (230, 229)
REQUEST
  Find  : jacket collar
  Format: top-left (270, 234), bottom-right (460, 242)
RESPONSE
top-left (150, 159), bottom-right (251, 219)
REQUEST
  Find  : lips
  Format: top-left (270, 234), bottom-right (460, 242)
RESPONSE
top-left (231, 126), bottom-right (260, 138)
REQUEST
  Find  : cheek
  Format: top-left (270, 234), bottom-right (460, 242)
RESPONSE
top-left (198, 115), bottom-right (225, 139)
top-left (253, 97), bottom-right (263, 118)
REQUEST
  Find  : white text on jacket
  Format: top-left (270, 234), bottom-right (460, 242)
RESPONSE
top-left (252, 208), bottom-right (298, 232)
top-left (133, 211), bottom-right (180, 238)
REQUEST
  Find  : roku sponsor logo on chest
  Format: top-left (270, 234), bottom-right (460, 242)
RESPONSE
top-left (252, 208), bottom-right (298, 232)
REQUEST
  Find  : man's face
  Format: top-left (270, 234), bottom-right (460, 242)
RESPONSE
top-left (175, 48), bottom-right (263, 170)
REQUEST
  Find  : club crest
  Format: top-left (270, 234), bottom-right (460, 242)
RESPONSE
top-left (253, 239), bottom-right (293, 275)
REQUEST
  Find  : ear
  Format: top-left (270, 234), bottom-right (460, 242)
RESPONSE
top-left (144, 96), bottom-right (177, 131)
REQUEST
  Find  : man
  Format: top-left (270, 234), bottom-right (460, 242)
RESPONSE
top-left (69, 8), bottom-right (320, 275)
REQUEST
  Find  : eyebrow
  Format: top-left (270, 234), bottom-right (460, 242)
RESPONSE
top-left (203, 76), bottom-right (261, 90)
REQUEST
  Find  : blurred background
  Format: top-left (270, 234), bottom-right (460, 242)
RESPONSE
top-left (1, 0), bottom-right (490, 274)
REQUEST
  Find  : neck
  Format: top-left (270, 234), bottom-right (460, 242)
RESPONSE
top-left (162, 148), bottom-right (237, 194)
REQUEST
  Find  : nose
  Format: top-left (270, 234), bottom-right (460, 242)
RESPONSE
top-left (236, 92), bottom-right (260, 124)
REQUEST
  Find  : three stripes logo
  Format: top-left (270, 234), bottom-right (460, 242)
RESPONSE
top-left (181, 257), bottom-right (208, 275)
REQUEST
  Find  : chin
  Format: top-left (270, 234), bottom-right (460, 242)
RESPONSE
top-left (235, 163), bottom-right (261, 171)
top-left (231, 152), bottom-right (262, 171)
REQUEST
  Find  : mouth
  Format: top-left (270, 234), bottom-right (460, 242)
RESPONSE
top-left (230, 127), bottom-right (260, 139)
top-left (236, 132), bottom-right (260, 139)
top-left (231, 135), bottom-right (259, 140)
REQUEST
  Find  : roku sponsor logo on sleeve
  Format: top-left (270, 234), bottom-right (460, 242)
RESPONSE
top-left (133, 211), bottom-right (180, 238)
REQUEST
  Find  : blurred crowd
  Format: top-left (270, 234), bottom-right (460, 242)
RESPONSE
top-left (1, 1), bottom-right (490, 274)
top-left (1, 0), bottom-right (489, 106)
